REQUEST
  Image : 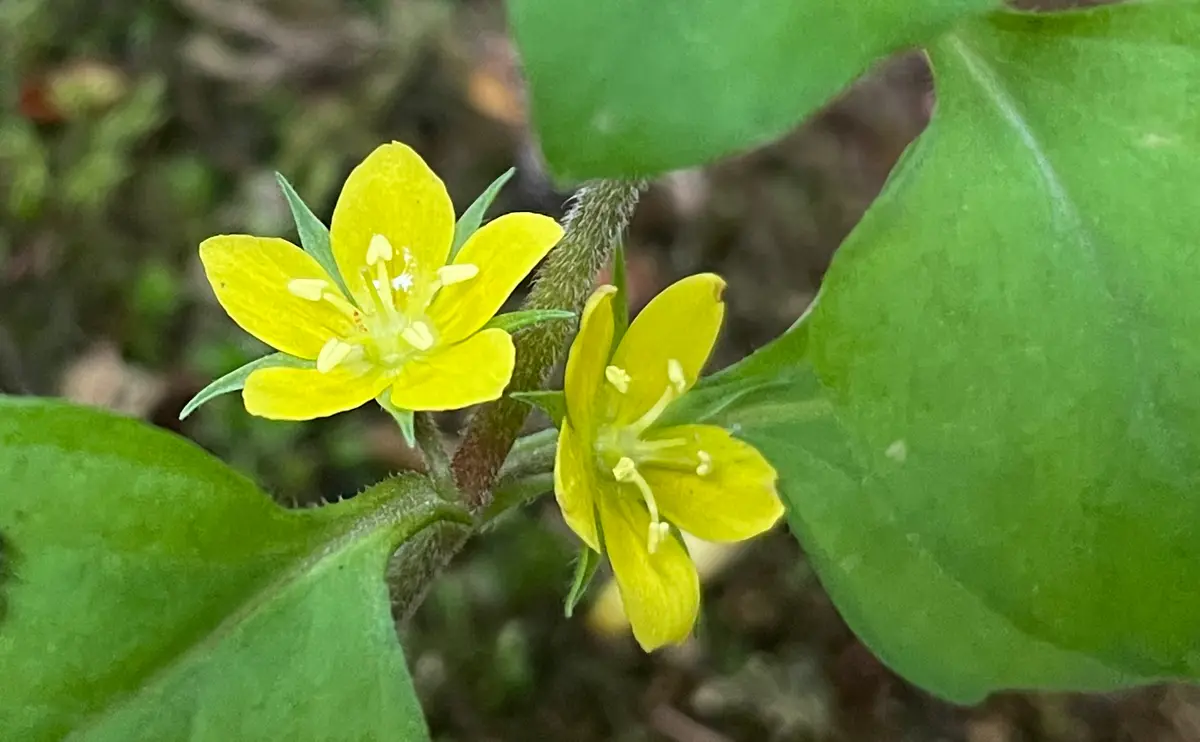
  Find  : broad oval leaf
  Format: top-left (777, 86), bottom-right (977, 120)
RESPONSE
top-left (712, 1), bottom-right (1200, 701)
top-left (0, 397), bottom-right (433, 740)
top-left (508, 0), bottom-right (998, 178)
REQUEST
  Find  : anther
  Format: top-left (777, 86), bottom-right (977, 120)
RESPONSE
top-left (436, 263), bottom-right (479, 286)
top-left (695, 450), bottom-right (712, 476)
top-left (401, 321), bottom-right (434, 351)
top-left (366, 234), bottom-right (394, 265)
top-left (605, 365), bottom-right (631, 394)
top-left (287, 278), bottom-right (328, 301)
top-left (646, 521), bottom-right (671, 554)
top-left (667, 358), bottom-right (687, 394)
top-left (317, 338), bottom-right (355, 373)
top-left (612, 456), bottom-right (638, 482)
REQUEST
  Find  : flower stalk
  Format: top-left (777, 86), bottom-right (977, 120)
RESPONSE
top-left (389, 178), bottom-right (644, 621)
top-left (452, 179), bottom-right (646, 510)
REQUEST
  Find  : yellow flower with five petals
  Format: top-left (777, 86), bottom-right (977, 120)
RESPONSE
top-left (199, 142), bottom-right (563, 420)
top-left (554, 273), bottom-right (784, 651)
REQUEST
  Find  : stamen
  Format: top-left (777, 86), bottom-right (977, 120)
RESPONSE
top-left (629, 387), bottom-right (675, 435)
top-left (695, 450), bottom-right (712, 476)
top-left (287, 278), bottom-right (329, 301)
top-left (360, 267), bottom-right (391, 318)
top-left (628, 358), bottom-right (690, 434)
top-left (290, 278), bottom-right (358, 319)
top-left (636, 437), bottom-right (686, 452)
top-left (667, 358), bottom-right (687, 393)
top-left (317, 338), bottom-right (356, 373)
top-left (436, 263), bottom-right (479, 286)
top-left (605, 365), bottom-right (631, 394)
top-left (372, 262), bottom-right (396, 312)
top-left (366, 234), bottom-right (394, 265)
top-left (320, 291), bottom-right (359, 319)
top-left (612, 456), bottom-right (668, 554)
top-left (401, 321), bottom-right (434, 351)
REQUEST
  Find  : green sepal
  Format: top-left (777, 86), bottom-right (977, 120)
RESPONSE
top-left (610, 241), bottom-right (629, 346)
top-left (451, 167), bottom-right (516, 259)
top-left (377, 395), bottom-right (416, 448)
top-left (510, 390), bottom-right (566, 427)
top-left (180, 353), bottom-right (314, 419)
top-left (484, 309), bottom-right (575, 334)
top-left (564, 546), bottom-right (602, 618)
top-left (275, 172), bottom-right (353, 301)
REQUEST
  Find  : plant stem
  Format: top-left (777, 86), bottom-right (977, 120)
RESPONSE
top-left (388, 178), bottom-right (644, 621)
top-left (413, 412), bottom-right (453, 496)
top-left (453, 179), bottom-right (645, 510)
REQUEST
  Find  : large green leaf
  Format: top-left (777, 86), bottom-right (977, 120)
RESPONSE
top-left (706, 0), bottom-right (1200, 701)
top-left (700, 357), bottom-right (1148, 702)
top-left (507, 0), bottom-right (998, 178)
top-left (0, 397), bottom-right (438, 741)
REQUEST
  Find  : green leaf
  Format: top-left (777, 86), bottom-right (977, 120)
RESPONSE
top-left (507, 0), bottom-right (998, 178)
top-left (564, 546), bottom-right (601, 618)
top-left (713, 1), bottom-right (1200, 701)
top-left (179, 352), bottom-right (314, 419)
top-left (451, 167), bottom-right (515, 259)
top-left (510, 390), bottom-right (567, 427)
top-left (0, 397), bottom-right (439, 740)
top-left (484, 309), bottom-right (575, 334)
top-left (378, 395), bottom-right (417, 448)
top-left (275, 171), bottom-right (353, 300)
top-left (711, 362), bottom-right (1147, 703)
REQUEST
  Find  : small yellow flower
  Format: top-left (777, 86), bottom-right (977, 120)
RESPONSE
top-left (199, 142), bottom-right (563, 420)
top-left (555, 274), bottom-right (784, 651)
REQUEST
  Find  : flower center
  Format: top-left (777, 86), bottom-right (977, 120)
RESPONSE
top-left (594, 358), bottom-right (712, 553)
top-left (287, 235), bottom-right (477, 374)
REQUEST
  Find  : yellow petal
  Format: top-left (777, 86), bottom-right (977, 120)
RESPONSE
top-left (599, 493), bottom-right (699, 651)
top-left (554, 420), bottom-right (600, 551)
top-left (243, 364), bottom-right (389, 420)
top-left (388, 328), bottom-right (514, 411)
top-left (564, 285), bottom-right (618, 432)
top-left (588, 534), bottom-right (747, 638)
top-left (642, 424), bottom-right (783, 542)
top-left (330, 142), bottom-right (455, 313)
top-left (609, 273), bottom-right (725, 426)
top-left (427, 213), bottom-right (564, 344)
top-left (199, 235), bottom-right (355, 359)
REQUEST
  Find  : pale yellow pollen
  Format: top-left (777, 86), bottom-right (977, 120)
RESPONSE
top-left (647, 521), bottom-right (671, 554)
top-left (667, 358), bottom-right (687, 394)
top-left (605, 365), bottom-right (631, 394)
top-left (401, 321), bottom-right (434, 351)
top-left (366, 234), bottom-right (394, 265)
top-left (317, 338), bottom-right (356, 373)
top-left (695, 450), bottom-right (712, 476)
top-left (287, 278), bottom-right (329, 302)
top-left (436, 263), bottom-right (479, 286)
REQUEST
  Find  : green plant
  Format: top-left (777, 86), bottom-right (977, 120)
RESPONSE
top-left (3, 0), bottom-right (1198, 738)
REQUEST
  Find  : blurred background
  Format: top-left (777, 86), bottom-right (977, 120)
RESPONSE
top-left (1, 1), bottom-right (1197, 740)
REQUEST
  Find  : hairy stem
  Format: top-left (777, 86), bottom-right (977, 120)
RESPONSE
top-left (413, 412), bottom-right (453, 496)
top-left (388, 179), bottom-right (644, 621)
top-left (454, 179), bottom-right (645, 509)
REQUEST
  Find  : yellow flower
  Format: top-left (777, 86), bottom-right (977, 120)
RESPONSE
top-left (554, 274), bottom-right (784, 651)
top-left (199, 142), bottom-right (563, 420)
